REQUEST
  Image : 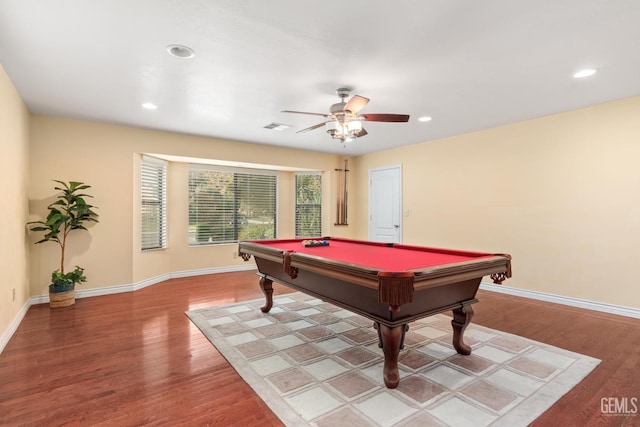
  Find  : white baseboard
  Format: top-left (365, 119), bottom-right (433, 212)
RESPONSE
top-left (170, 264), bottom-right (256, 279)
top-left (0, 300), bottom-right (31, 354)
top-left (4, 268), bottom-right (638, 355)
top-left (480, 282), bottom-right (640, 319)
top-left (132, 274), bottom-right (170, 292)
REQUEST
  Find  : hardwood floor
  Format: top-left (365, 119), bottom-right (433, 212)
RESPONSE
top-left (1, 271), bottom-right (638, 426)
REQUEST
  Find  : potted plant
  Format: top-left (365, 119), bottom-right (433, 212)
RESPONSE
top-left (28, 180), bottom-right (99, 308)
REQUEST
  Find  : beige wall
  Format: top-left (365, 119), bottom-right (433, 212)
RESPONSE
top-left (29, 116), bottom-right (354, 292)
top-left (0, 66), bottom-right (30, 339)
top-left (353, 96), bottom-right (640, 308)
top-left (5, 68), bottom-right (639, 344)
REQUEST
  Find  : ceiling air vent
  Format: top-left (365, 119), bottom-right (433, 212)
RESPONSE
top-left (264, 123), bottom-right (291, 131)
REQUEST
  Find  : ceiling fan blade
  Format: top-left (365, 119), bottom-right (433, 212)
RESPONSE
top-left (356, 128), bottom-right (368, 138)
top-left (344, 95), bottom-right (370, 114)
top-left (297, 121), bottom-right (328, 133)
top-left (282, 110), bottom-right (330, 118)
top-left (361, 113), bottom-right (410, 122)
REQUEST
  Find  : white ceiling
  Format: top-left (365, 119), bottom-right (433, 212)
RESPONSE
top-left (2, 1), bottom-right (640, 156)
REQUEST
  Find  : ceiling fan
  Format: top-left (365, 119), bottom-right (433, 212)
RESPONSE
top-left (282, 88), bottom-right (410, 143)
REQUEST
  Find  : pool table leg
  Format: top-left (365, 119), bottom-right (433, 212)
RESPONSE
top-left (451, 303), bottom-right (474, 355)
top-left (374, 322), bottom-right (408, 389)
top-left (259, 276), bottom-right (274, 313)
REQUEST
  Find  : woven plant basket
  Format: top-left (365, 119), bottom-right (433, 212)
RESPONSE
top-left (49, 284), bottom-right (76, 308)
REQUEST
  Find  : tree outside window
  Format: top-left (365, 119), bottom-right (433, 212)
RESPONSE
top-left (295, 173), bottom-right (321, 237)
top-left (188, 167), bottom-right (276, 244)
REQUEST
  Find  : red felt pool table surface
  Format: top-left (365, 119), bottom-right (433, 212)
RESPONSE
top-left (256, 237), bottom-right (496, 272)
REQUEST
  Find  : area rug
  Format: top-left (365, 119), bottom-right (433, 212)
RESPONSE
top-left (186, 292), bottom-right (600, 426)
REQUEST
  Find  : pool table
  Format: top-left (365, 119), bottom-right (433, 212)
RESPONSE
top-left (238, 237), bottom-right (512, 388)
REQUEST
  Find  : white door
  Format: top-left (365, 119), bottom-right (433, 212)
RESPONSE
top-left (368, 165), bottom-right (402, 243)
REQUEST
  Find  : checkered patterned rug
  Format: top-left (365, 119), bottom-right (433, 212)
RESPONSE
top-left (186, 292), bottom-right (599, 426)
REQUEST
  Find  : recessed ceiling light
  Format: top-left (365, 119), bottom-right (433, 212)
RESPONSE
top-left (573, 68), bottom-right (597, 78)
top-left (418, 116), bottom-right (432, 122)
top-left (142, 102), bottom-right (158, 110)
top-left (167, 44), bottom-right (195, 59)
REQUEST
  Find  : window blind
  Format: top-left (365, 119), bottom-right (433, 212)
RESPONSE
top-left (141, 156), bottom-right (167, 250)
top-left (189, 165), bottom-right (277, 244)
top-left (295, 173), bottom-right (322, 237)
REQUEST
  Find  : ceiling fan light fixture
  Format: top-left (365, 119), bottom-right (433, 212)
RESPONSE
top-left (326, 120), bottom-right (362, 142)
top-left (326, 121), bottom-right (339, 138)
top-left (285, 88), bottom-right (408, 144)
top-left (348, 120), bottom-right (362, 133)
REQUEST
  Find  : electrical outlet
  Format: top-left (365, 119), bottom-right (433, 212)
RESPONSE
top-left (232, 251), bottom-right (238, 259)
top-left (12, 288), bottom-right (16, 302)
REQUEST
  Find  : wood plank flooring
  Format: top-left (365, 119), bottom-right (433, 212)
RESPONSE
top-left (1, 271), bottom-right (638, 426)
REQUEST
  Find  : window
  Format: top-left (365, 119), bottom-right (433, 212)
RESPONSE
top-left (295, 173), bottom-right (322, 237)
top-left (141, 156), bottom-right (167, 250)
top-left (189, 165), bottom-right (277, 244)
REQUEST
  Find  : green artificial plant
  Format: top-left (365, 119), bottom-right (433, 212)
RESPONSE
top-left (28, 180), bottom-right (99, 288)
